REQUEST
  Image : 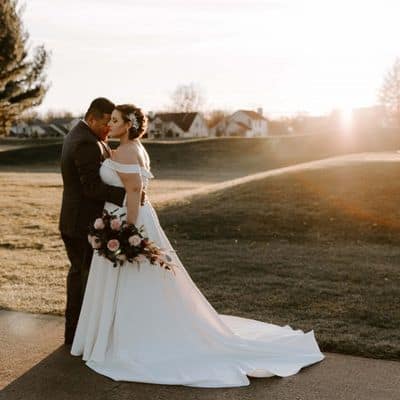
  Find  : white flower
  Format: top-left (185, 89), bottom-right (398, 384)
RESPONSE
top-left (94, 218), bottom-right (105, 229)
top-left (110, 218), bottom-right (122, 231)
top-left (128, 113), bottom-right (139, 130)
top-left (129, 235), bottom-right (142, 246)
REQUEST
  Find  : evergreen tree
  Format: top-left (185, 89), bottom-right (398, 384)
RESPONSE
top-left (0, 0), bottom-right (50, 135)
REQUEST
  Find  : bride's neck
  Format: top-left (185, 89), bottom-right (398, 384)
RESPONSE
top-left (120, 136), bottom-right (129, 145)
top-left (120, 136), bottom-right (138, 146)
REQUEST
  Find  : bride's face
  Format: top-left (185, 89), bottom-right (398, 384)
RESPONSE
top-left (108, 110), bottom-right (130, 138)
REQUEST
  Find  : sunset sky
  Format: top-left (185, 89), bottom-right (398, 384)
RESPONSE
top-left (23, 0), bottom-right (400, 117)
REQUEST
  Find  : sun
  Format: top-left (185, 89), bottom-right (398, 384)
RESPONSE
top-left (338, 107), bottom-right (354, 133)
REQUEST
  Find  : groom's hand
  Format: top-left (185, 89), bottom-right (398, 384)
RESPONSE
top-left (141, 190), bottom-right (147, 206)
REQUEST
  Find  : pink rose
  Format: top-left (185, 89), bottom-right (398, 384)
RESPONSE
top-left (91, 236), bottom-right (102, 249)
top-left (107, 239), bottom-right (120, 252)
top-left (94, 218), bottom-right (105, 229)
top-left (128, 235), bottom-right (141, 246)
top-left (110, 218), bottom-right (122, 231)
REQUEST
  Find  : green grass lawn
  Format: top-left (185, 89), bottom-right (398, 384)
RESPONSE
top-left (172, 239), bottom-right (400, 361)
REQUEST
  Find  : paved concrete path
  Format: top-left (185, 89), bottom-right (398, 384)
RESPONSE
top-left (1, 310), bottom-right (399, 400)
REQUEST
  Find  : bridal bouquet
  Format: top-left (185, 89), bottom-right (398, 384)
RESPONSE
top-left (88, 209), bottom-right (176, 273)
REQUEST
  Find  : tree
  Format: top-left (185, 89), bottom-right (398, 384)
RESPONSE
top-left (169, 83), bottom-right (205, 113)
top-left (42, 109), bottom-right (74, 123)
top-left (379, 57), bottom-right (400, 126)
top-left (18, 109), bottom-right (39, 123)
top-left (0, 0), bottom-right (50, 135)
top-left (204, 109), bottom-right (229, 127)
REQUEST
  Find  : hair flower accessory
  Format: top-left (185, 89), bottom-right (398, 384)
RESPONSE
top-left (128, 112), bottom-right (139, 130)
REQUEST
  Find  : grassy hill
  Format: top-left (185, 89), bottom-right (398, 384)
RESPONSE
top-left (159, 160), bottom-right (400, 244)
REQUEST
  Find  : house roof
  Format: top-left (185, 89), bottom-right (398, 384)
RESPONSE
top-left (51, 117), bottom-right (74, 125)
top-left (49, 123), bottom-right (69, 134)
top-left (43, 125), bottom-right (62, 135)
top-left (30, 118), bottom-right (45, 125)
top-left (151, 112), bottom-right (198, 131)
top-left (237, 110), bottom-right (267, 121)
top-left (234, 121), bottom-right (251, 130)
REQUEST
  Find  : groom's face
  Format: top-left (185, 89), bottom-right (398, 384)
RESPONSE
top-left (87, 113), bottom-right (111, 139)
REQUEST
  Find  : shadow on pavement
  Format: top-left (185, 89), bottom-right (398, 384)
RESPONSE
top-left (2, 347), bottom-right (400, 400)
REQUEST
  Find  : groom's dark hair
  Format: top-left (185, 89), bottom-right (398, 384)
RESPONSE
top-left (85, 97), bottom-right (115, 120)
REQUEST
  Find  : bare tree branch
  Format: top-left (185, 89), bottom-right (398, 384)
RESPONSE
top-left (169, 83), bottom-right (205, 113)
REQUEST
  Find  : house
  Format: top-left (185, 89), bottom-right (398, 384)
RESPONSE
top-left (9, 117), bottom-right (80, 138)
top-left (9, 121), bottom-right (30, 137)
top-left (147, 112), bottom-right (209, 139)
top-left (210, 109), bottom-right (268, 137)
top-left (44, 124), bottom-right (67, 137)
top-left (51, 117), bottom-right (80, 132)
top-left (9, 120), bottom-right (46, 137)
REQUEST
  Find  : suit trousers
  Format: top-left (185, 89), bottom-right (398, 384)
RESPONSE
top-left (61, 232), bottom-right (94, 344)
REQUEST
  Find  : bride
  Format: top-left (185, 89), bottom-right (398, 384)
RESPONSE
top-left (70, 104), bottom-right (324, 388)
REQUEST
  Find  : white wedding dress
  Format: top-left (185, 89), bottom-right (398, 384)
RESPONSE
top-left (71, 156), bottom-right (325, 388)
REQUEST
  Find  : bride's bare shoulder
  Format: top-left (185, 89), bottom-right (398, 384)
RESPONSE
top-left (112, 143), bottom-right (140, 164)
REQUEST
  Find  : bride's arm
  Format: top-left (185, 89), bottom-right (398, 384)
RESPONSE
top-left (119, 172), bottom-right (142, 225)
top-left (114, 150), bottom-right (143, 226)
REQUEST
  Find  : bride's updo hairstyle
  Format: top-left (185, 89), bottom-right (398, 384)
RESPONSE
top-left (115, 104), bottom-right (148, 140)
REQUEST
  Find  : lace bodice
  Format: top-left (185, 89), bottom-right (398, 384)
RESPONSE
top-left (100, 158), bottom-right (154, 190)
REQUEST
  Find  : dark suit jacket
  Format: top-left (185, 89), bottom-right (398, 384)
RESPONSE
top-left (59, 120), bottom-right (125, 238)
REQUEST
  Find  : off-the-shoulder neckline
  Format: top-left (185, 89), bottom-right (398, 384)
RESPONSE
top-left (105, 158), bottom-right (145, 168)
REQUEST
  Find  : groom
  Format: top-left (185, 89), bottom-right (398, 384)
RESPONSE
top-left (59, 97), bottom-right (126, 345)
